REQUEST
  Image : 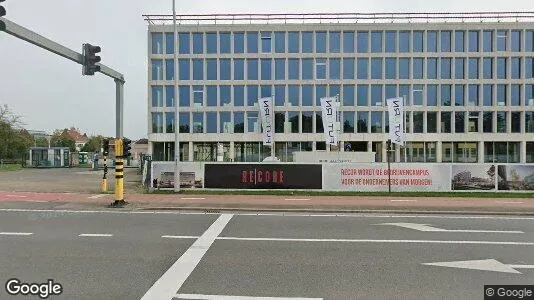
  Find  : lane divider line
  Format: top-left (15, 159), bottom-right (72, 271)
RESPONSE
top-left (78, 233), bottom-right (113, 237)
top-left (0, 232), bottom-right (33, 236)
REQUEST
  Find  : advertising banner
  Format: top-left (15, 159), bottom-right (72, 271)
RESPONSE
top-left (320, 97), bottom-right (338, 146)
top-left (259, 96), bottom-right (274, 146)
top-left (498, 165), bottom-right (534, 191)
top-left (323, 163), bottom-right (450, 192)
top-left (451, 165), bottom-right (496, 190)
top-left (151, 162), bottom-right (204, 189)
top-left (386, 97), bottom-right (404, 146)
top-left (204, 164), bottom-right (322, 189)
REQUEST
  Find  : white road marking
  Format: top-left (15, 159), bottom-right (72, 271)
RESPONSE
top-left (216, 237), bottom-right (534, 246)
top-left (1, 208), bottom-right (534, 220)
top-left (161, 235), bottom-right (199, 239)
top-left (377, 223), bottom-right (524, 233)
top-left (0, 232), bottom-right (33, 236)
top-left (180, 197), bottom-right (206, 200)
top-left (141, 214), bottom-right (233, 300)
top-left (176, 294), bottom-right (323, 300)
top-left (78, 233), bottom-right (113, 237)
top-left (390, 200), bottom-right (418, 202)
top-left (423, 259), bottom-right (534, 274)
top-left (496, 201), bottom-right (525, 204)
top-left (284, 198), bottom-right (311, 201)
top-left (5, 195), bottom-right (28, 198)
top-left (88, 194), bottom-right (108, 199)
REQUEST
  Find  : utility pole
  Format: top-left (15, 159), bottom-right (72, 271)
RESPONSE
top-left (172, 0), bottom-right (180, 192)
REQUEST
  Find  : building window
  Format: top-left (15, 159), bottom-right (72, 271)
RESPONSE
top-left (441, 85), bottom-right (451, 106)
top-left (220, 59), bottom-right (231, 80)
top-left (357, 111), bottom-right (368, 133)
top-left (399, 85), bottom-right (409, 105)
top-left (528, 30), bottom-right (534, 51)
top-left (151, 33), bottom-right (163, 54)
top-left (441, 31), bottom-right (451, 52)
top-left (234, 112), bottom-right (244, 133)
top-left (343, 85), bottom-right (354, 106)
top-left (455, 58), bottom-right (465, 79)
top-left (206, 86), bottom-right (217, 107)
top-left (288, 85), bottom-right (299, 106)
top-left (343, 58), bottom-right (355, 80)
top-left (302, 112), bottom-right (313, 133)
top-left (483, 30), bottom-right (493, 52)
top-left (371, 85), bottom-right (382, 106)
top-left (315, 58), bottom-right (326, 80)
top-left (413, 112), bottom-right (424, 133)
top-left (526, 112), bottom-right (534, 133)
top-left (526, 58), bottom-right (533, 79)
top-left (371, 31), bottom-right (382, 53)
top-left (178, 59), bottom-right (189, 80)
top-left (485, 142), bottom-right (519, 163)
top-left (386, 31), bottom-right (396, 52)
top-left (152, 112), bottom-right (163, 133)
top-left (192, 59), bottom-right (203, 80)
top-left (483, 84), bottom-right (493, 106)
top-left (152, 60), bottom-right (163, 80)
top-left (275, 85), bottom-right (285, 106)
top-left (261, 32), bottom-right (272, 53)
top-left (234, 85), bottom-right (244, 106)
top-left (483, 58), bottom-right (493, 79)
top-left (427, 85), bottom-right (437, 106)
top-left (219, 112), bottom-right (231, 133)
top-left (289, 112), bottom-right (299, 133)
top-left (469, 31), bottom-right (479, 52)
top-left (288, 32), bottom-right (299, 53)
top-left (371, 111), bottom-right (382, 133)
top-left (179, 113), bottom-right (190, 133)
top-left (261, 58), bottom-right (272, 80)
top-left (468, 58), bottom-right (479, 79)
top-left (427, 58), bottom-right (437, 79)
top-left (497, 58), bottom-right (507, 79)
top-left (206, 32), bottom-right (217, 54)
top-left (511, 112), bottom-right (521, 133)
top-left (357, 85), bottom-right (368, 106)
top-left (193, 86), bottom-right (203, 107)
top-left (455, 84), bottom-right (465, 106)
top-left (468, 84), bottom-right (479, 106)
top-left (497, 111), bottom-right (507, 133)
top-left (302, 32), bottom-right (314, 53)
top-left (220, 32), bottom-right (231, 53)
top-left (329, 31), bottom-right (341, 53)
top-left (316, 85), bottom-right (326, 106)
top-left (247, 59), bottom-right (258, 80)
top-left (468, 112), bottom-right (479, 132)
top-left (427, 112), bottom-right (437, 133)
top-left (427, 31), bottom-right (438, 52)
top-left (497, 30), bottom-right (507, 51)
top-left (165, 112), bottom-right (175, 133)
top-left (206, 59), bottom-right (217, 80)
top-left (166, 86), bottom-right (174, 107)
top-left (178, 32), bottom-right (190, 54)
top-left (302, 85), bottom-right (313, 106)
top-left (233, 59), bottom-right (244, 80)
top-left (165, 33), bottom-right (174, 54)
top-left (511, 84), bottom-right (520, 106)
top-left (528, 85), bottom-right (534, 106)
top-left (220, 86), bottom-right (231, 106)
top-left (385, 85), bottom-right (396, 100)
top-left (315, 32), bottom-right (326, 53)
top-left (371, 58), bottom-right (382, 79)
top-left (179, 86), bottom-right (189, 107)
top-left (453, 142), bottom-right (478, 163)
top-left (385, 58), bottom-right (396, 79)
top-left (343, 111), bottom-right (355, 133)
top-left (247, 85), bottom-right (258, 107)
top-left (275, 112), bottom-right (285, 133)
top-left (455, 31), bottom-right (465, 52)
top-left (455, 112), bottom-right (465, 133)
top-left (511, 57), bottom-right (521, 79)
top-left (399, 31), bottom-right (410, 52)
top-left (413, 85), bottom-right (424, 106)
top-left (192, 33), bottom-right (203, 54)
top-left (413, 31), bottom-right (423, 52)
top-left (527, 142), bottom-right (534, 163)
top-left (497, 84), bottom-right (507, 106)
top-left (512, 30), bottom-right (521, 52)
top-left (441, 112), bottom-right (451, 133)
top-left (440, 58), bottom-right (451, 79)
top-left (206, 112), bottom-right (217, 133)
top-left (247, 112), bottom-right (259, 133)
top-left (151, 86), bottom-right (163, 107)
top-left (399, 58), bottom-right (410, 79)
top-left (288, 59), bottom-right (299, 80)
top-left (234, 32), bottom-right (245, 53)
top-left (343, 31), bottom-right (355, 53)
top-left (357, 58), bottom-right (368, 79)
top-left (274, 32), bottom-right (285, 53)
top-left (330, 59), bottom-right (341, 80)
top-left (413, 58), bottom-right (423, 79)
top-left (483, 112), bottom-right (493, 133)
top-left (357, 31), bottom-right (370, 53)
top-left (275, 59), bottom-right (285, 80)
top-left (247, 32), bottom-right (258, 53)
top-left (300, 59), bottom-right (312, 80)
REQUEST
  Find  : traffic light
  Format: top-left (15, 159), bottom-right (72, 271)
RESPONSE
top-left (122, 138), bottom-right (132, 158)
top-left (102, 139), bottom-right (109, 156)
top-left (82, 43), bottom-right (101, 75)
top-left (0, 0), bottom-right (6, 18)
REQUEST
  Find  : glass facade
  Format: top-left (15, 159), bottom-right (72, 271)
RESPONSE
top-left (150, 26), bottom-right (534, 163)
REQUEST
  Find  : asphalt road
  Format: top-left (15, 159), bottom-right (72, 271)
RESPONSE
top-left (1, 208), bottom-right (533, 300)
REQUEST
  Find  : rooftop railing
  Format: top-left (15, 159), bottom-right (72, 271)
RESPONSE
top-left (143, 12), bottom-right (534, 25)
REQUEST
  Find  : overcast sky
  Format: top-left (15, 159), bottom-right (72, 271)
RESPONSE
top-left (1, 0), bottom-right (533, 139)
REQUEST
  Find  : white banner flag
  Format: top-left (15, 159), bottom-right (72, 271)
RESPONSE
top-left (320, 97), bottom-right (339, 146)
top-left (259, 97), bottom-right (274, 146)
top-left (387, 97), bottom-right (404, 146)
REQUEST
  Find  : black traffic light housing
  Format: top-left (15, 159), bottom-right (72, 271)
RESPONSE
top-left (0, 0), bottom-right (6, 31)
top-left (82, 43), bottom-right (101, 75)
top-left (123, 138), bottom-right (132, 158)
top-left (102, 139), bottom-right (110, 156)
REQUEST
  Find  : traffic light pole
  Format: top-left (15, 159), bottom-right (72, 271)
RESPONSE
top-left (0, 17), bottom-right (125, 138)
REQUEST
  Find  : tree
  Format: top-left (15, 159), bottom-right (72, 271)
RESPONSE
top-left (81, 135), bottom-right (104, 153)
top-left (50, 129), bottom-right (76, 152)
top-left (34, 137), bottom-right (49, 147)
top-left (0, 105), bottom-right (31, 162)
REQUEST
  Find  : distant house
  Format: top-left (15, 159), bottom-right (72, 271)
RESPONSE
top-left (66, 128), bottom-right (89, 152)
top-left (133, 138), bottom-right (149, 160)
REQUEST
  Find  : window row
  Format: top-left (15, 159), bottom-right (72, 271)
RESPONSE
top-left (152, 57), bottom-right (534, 81)
top-left (151, 30), bottom-right (534, 55)
top-left (151, 111), bottom-right (534, 135)
top-left (151, 84), bottom-right (534, 108)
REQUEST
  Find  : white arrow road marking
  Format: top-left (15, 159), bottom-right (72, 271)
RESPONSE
top-left (377, 223), bottom-right (523, 233)
top-left (88, 194), bottom-right (107, 199)
top-left (176, 294), bottom-right (323, 300)
top-left (180, 197), bottom-right (206, 200)
top-left (423, 259), bottom-right (534, 274)
top-left (78, 234), bottom-right (113, 237)
top-left (0, 232), bottom-right (33, 236)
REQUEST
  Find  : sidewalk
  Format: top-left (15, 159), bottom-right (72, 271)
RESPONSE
top-left (1, 191), bottom-right (534, 214)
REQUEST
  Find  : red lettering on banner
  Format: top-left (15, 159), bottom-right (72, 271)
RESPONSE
top-left (242, 171), bottom-right (247, 183)
top-left (249, 171), bottom-right (254, 183)
top-left (265, 171), bottom-right (271, 183)
top-left (272, 171), bottom-right (278, 183)
top-left (257, 171), bottom-right (263, 183)
top-left (279, 171), bottom-right (284, 183)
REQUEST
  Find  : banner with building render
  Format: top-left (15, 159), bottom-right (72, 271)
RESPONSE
top-left (386, 97), bottom-right (404, 146)
top-left (259, 97), bottom-right (274, 146)
top-left (320, 97), bottom-right (339, 146)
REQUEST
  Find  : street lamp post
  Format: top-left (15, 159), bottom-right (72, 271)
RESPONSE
top-left (173, 0), bottom-right (180, 192)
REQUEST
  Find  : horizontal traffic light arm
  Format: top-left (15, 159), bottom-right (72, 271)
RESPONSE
top-left (0, 17), bottom-right (124, 82)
